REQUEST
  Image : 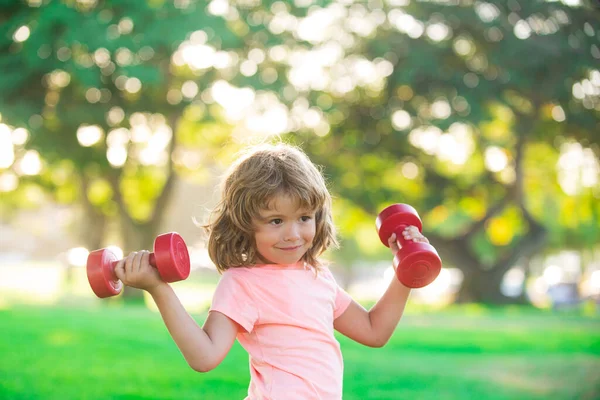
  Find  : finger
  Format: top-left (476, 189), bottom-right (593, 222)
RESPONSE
top-left (114, 258), bottom-right (126, 281)
top-left (131, 251), bottom-right (141, 274)
top-left (403, 227), bottom-right (412, 242)
top-left (125, 252), bottom-right (137, 276)
top-left (136, 250), bottom-right (150, 273)
top-left (409, 226), bottom-right (428, 243)
top-left (409, 226), bottom-right (429, 244)
top-left (388, 233), bottom-right (400, 252)
top-left (140, 250), bottom-right (151, 273)
top-left (388, 232), bottom-right (396, 246)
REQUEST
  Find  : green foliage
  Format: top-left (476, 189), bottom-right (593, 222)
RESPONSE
top-left (0, 0), bottom-right (599, 302)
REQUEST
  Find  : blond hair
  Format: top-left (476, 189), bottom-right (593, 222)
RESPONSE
top-left (205, 143), bottom-right (338, 273)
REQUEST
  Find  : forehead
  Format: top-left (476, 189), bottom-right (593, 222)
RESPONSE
top-left (262, 193), bottom-right (313, 214)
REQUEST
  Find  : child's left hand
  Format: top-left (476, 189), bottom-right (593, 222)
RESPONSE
top-left (388, 225), bottom-right (429, 254)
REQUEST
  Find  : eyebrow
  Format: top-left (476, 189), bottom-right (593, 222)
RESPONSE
top-left (259, 213), bottom-right (283, 219)
top-left (258, 210), bottom-right (314, 220)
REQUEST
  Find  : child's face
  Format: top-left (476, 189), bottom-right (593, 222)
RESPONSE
top-left (252, 193), bottom-right (316, 265)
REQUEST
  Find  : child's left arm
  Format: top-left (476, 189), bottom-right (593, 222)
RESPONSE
top-left (334, 226), bottom-right (427, 348)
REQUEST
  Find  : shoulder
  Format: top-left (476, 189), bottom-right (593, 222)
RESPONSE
top-left (214, 267), bottom-right (258, 298)
top-left (217, 267), bottom-right (254, 286)
top-left (315, 266), bottom-right (347, 290)
top-left (316, 265), bottom-right (336, 280)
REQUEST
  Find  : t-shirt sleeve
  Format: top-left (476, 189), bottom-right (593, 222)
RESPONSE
top-left (209, 270), bottom-right (258, 333)
top-left (324, 267), bottom-right (353, 319)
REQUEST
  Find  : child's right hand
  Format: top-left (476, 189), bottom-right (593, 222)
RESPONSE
top-left (114, 250), bottom-right (163, 292)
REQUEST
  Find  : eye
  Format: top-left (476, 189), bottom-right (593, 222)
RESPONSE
top-left (269, 218), bottom-right (283, 225)
top-left (300, 215), bottom-right (313, 222)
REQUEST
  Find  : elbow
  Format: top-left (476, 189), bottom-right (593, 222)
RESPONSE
top-left (190, 362), bottom-right (215, 373)
top-left (188, 356), bottom-right (217, 373)
top-left (369, 335), bottom-right (391, 348)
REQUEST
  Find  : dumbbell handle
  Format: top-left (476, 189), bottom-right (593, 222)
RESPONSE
top-left (107, 252), bottom-right (157, 280)
top-left (392, 224), bottom-right (413, 249)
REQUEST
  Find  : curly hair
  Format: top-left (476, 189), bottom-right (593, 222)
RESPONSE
top-left (204, 143), bottom-right (338, 273)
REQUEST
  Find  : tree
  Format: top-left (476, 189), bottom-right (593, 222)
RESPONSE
top-left (0, 1), bottom-right (243, 252)
top-left (0, 1), bottom-right (254, 297)
top-left (1, 0), bottom-right (598, 304)
top-left (236, 0), bottom-right (600, 302)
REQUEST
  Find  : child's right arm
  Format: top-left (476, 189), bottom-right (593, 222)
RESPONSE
top-left (115, 251), bottom-right (239, 372)
top-left (148, 283), bottom-right (239, 372)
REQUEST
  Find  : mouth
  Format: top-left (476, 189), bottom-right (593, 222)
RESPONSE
top-left (277, 245), bottom-right (303, 251)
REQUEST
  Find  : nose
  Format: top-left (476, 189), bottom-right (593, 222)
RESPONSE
top-left (283, 222), bottom-right (301, 242)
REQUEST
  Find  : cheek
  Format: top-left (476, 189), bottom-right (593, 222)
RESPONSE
top-left (307, 223), bottom-right (317, 241)
top-left (254, 228), bottom-right (276, 244)
top-left (252, 230), bottom-right (265, 245)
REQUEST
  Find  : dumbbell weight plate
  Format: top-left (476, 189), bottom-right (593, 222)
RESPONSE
top-left (376, 204), bottom-right (423, 247)
top-left (153, 232), bottom-right (191, 283)
top-left (393, 242), bottom-right (441, 288)
top-left (87, 248), bottom-right (123, 298)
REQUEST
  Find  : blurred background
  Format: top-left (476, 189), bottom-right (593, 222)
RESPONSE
top-left (0, 0), bottom-right (599, 399)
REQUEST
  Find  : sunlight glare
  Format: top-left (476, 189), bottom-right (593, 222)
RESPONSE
top-left (426, 22), bottom-right (451, 42)
top-left (391, 110), bottom-right (412, 130)
top-left (211, 80), bottom-right (256, 120)
top-left (0, 172), bottom-right (18, 192)
top-left (557, 142), bottom-right (600, 195)
top-left (67, 247), bottom-right (89, 267)
top-left (408, 126), bottom-right (442, 155)
top-left (181, 43), bottom-right (216, 70)
top-left (0, 264), bottom-right (63, 305)
top-left (12, 128), bottom-right (29, 145)
top-left (107, 128), bottom-right (130, 147)
top-left (296, 5), bottom-right (343, 44)
top-left (484, 146), bottom-right (508, 172)
top-left (543, 265), bottom-right (563, 286)
top-left (19, 151), bottom-right (42, 175)
top-left (107, 146), bottom-right (127, 167)
top-left (551, 105), bottom-right (566, 122)
top-left (77, 125), bottom-right (103, 147)
top-left (514, 20), bottom-right (532, 40)
top-left (13, 26), bottom-right (30, 43)
top-left (401, 162), bottom-right (419, 179)
top-left (413, 268), bottom-right (463, 305)
top-left (431, 99), bottom-right (451, 119)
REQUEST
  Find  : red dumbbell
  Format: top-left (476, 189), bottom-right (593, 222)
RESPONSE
top-left (376, 204), bottom-right (442, 288)
top-left (86, 232), bottom-right (191, 298)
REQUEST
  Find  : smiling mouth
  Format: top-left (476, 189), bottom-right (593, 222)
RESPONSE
top-left (277, 245), bottom-right (302, 251)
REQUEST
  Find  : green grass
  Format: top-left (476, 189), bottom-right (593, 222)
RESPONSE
top-left (0, 304), bottom-right (599, 399)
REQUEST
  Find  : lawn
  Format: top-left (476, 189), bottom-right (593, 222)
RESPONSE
top-left (0, 304), bottom-right (598, 399)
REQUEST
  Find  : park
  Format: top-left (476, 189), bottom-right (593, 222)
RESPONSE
top-left (0, 0), bottom-right (599, 399)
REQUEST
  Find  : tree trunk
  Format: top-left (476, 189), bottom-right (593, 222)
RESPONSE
top-left (120, 221), bottom-right (158, 300)
top-left (454, 264), bottom-right (530, 304)
top-left (430, 114), bottom-right (548, 304)
top-left (109, 113), bottom-right (181, 301)
top-left (79, 174), bottom-right (107, 251)
top-left (455, 268), bottom-right (507, 304)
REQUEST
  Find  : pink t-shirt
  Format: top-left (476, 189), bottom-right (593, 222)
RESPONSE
top-left (209, 263), bottom-right (353, 400)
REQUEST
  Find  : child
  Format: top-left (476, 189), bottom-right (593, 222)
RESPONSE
top-left (114, 143), bottom-right (429, 399)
